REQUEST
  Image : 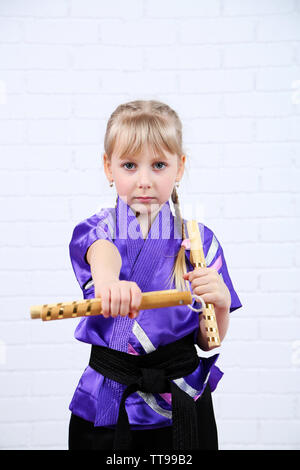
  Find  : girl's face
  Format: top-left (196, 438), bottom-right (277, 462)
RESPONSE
top-left (104, 144), bottom-right (185, 216)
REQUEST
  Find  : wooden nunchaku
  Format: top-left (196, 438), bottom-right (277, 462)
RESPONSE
top-left (187, 220), bottom-right (221, 348)
top-left (30, 289), bottom-right (193, 322)
top-left (30, 219), bottom-right (221, 349)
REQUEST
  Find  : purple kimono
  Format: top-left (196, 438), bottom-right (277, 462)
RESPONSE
top-left (69, 195), bottom-right (242, 430)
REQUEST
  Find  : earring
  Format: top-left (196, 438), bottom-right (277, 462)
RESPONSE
top-left (110, 181), bottom-right (114, 187)
top-left (175, 181), bottom-right (179, 189)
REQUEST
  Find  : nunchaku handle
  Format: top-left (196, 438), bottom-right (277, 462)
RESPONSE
top-left (30, 289), bottom-right (193, 322)
top-left (187, 220), bottom-right (221, 348)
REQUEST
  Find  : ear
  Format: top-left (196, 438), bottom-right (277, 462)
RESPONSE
top-left (103, 153), bottom-right (113, 180)
top-left (176, 154), bottom-right (186, 180)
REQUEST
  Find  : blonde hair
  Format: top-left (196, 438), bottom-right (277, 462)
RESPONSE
top-left (103, 99), bottom-right (190, 293)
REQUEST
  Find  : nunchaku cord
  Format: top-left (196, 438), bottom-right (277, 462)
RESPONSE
top-left (188, 294), bottom-right (206, 313)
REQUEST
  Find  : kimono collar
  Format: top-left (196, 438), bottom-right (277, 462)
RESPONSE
top-left (115, 195), bottom-right (183, 242)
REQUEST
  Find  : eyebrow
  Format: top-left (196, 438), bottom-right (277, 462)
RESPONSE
top-left (118, 154), bottom-right (169, 161)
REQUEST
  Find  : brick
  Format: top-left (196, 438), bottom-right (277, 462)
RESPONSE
top-left (257, 14), bottom-right (300, 41)
top-left (26, 70), bottom-right (101, 93)
top-left (223, 92), bottom-right (293, 117)
top-left (0, 372), bottom-right (31, 397)
top-left (31, 370), bottom-right (82, 396)
top-left (73, 44), bottom-right (143, 70)
top-left (228, 243), bottom-right (293, 268)
top-left (205, 218), bottom-right (259, 243)
top-left (24, 95), bottom-right (72, 119)
top-left (260, 420), bottom-right (300, 444)
top-left (101, 19), bottom-right (176, 46)
top-left (261, 168), bottom-right (300, 192)
top-left (224, 44), bottom-right (293, 67)
top-left (223, 0), bottom-right (295, 16)
top-left (260, 269), bottom-right (299, 292)
top-left (218, 419), bottom-right (258, 444)
top-left (179, 70), bottom-right (254, 93)
top-left (0, 19), bottom-right (22, 42)
top-left (180, 18), bottom-right (255, 43)
top-left (259, 369), bottom-right (300, 393)
top-left (0, 171), bottom-right (26, 195)
top-left (0, 321), bottom-right (30, 345)
top-left (222, 142), bottom-right (295, 167)
top-left (244, 292), bottom-right (294, 317)
top-left (100, 71), bottom-right (178, 93)
top-left (220, 394), bottom-right (294, 419)
top-left (0, 45), bottom-right (69, 70)
top-left (256, 66), bottom-right (300, 91)
top-left (0, 196), bottom-right (69, 222)
top-left (0, 423), bottom-right (30, 448)
top-left (31, 420), bottom-right (67, 448)
top-left (71, 0), bottom-right (142, 19)
top-left (259, 319), bottom-right (300, 341)
top-left (216, 368), bottom-right (259, 394)
top-left (221, 341), bottom-right (291, 368)
top-left (256, 117), bottom-right (300, 141)
top-left (0, 121), bottom-right (25, 144)
top-left (182, 143), bottom-right (223, 166)
top-left (260, 218), bottom-right (299, 242)
top-left (145, 0), bottom-right (220, 17)
top-left (185, 117), bottom-right (254, 143)
top-left (0, 0), bottom-right (68, 17)
top-left (228, 318), bottom-right (258, 340)
top-left (189, 167), bottom-right (258, 193)
top-left (24, 19), bottom-right (98, 44)
top-left (145, 45), bottom-right (221, 70)
top-left (223, 194), bottom-right (295, 218)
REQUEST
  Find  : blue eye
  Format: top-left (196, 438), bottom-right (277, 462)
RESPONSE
top-left (123, 162), bottom-right (135, 170)
top-left (122, 162), bottom-right (167, 170)
top-left (154, 162), bottom-right (167, 170)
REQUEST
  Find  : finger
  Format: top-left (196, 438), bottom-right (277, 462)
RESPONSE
top-left (110, 285), bottom-right (121, 318)
top-left (194, 292), bottom-right (211, 305)
top-left (194, 291), bottom-right (219, 306)
top-left (119, 286), bottom-right (131, 317)
top-left (184, 267), bottom-right (209, 282)
top-left (190, 277), bottom-right (210, 290)
top-left (192, 284), bottom-right (212, 297)
top-left (100, 289), bottom-right (110, 318)
top-left (130, 284), bottom-right (142, 317)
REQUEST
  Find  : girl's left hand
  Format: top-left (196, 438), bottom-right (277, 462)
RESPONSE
top-left (183, 267), bottom-right (231, 313)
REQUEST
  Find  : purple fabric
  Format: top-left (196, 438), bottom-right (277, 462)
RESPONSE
top-left (69, 195), bottom-right (242, 429)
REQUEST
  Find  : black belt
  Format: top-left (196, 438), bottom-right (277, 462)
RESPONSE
top-left (89, 332), bottom-right (202, 450)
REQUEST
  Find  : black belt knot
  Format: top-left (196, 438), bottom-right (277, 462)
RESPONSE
top-left (89, 332), bottom-right (202, 450)
top-left (138, 367), bottom-right (168, 393)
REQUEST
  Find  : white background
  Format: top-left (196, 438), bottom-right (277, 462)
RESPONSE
top-left (0, 0), bottom-right (300, 450)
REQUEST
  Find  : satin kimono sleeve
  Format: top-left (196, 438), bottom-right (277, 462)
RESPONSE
top-left (69, 210), bottom-right (113, 292)
top-left (69, 210), bottom-right (118, 347)
top-left (203, 226), bottom-right (242, 314)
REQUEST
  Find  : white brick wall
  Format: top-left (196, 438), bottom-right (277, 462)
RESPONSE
top-left (0, 0), bottom-right (299, 450)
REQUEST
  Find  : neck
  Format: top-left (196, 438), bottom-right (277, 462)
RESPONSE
top-left (135, 204), bottom-right (163, 238)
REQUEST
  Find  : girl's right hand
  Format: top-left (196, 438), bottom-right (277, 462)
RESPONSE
top-left (95, 280), bottom-right (142, 319)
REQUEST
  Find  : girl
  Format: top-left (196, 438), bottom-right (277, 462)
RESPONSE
top-left (68, 100), bottom-right (242, 451)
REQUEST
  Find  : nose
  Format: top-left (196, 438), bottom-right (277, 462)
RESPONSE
top-left (137, 169), bottom-right (152, 188)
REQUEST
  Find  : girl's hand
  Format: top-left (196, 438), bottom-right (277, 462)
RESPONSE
top-left (183, 267), bottom-right (231, 313)
top-left (95, 280), bottom-right (142, 319)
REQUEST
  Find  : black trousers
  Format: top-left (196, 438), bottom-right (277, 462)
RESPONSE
top-left (68, 384), bottom-right (218, 451)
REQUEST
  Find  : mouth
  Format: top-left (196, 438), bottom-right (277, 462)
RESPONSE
top-left (135, 199), bottom-right (154, 204)
top-left (135, 197), bottom-right (155, 201)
